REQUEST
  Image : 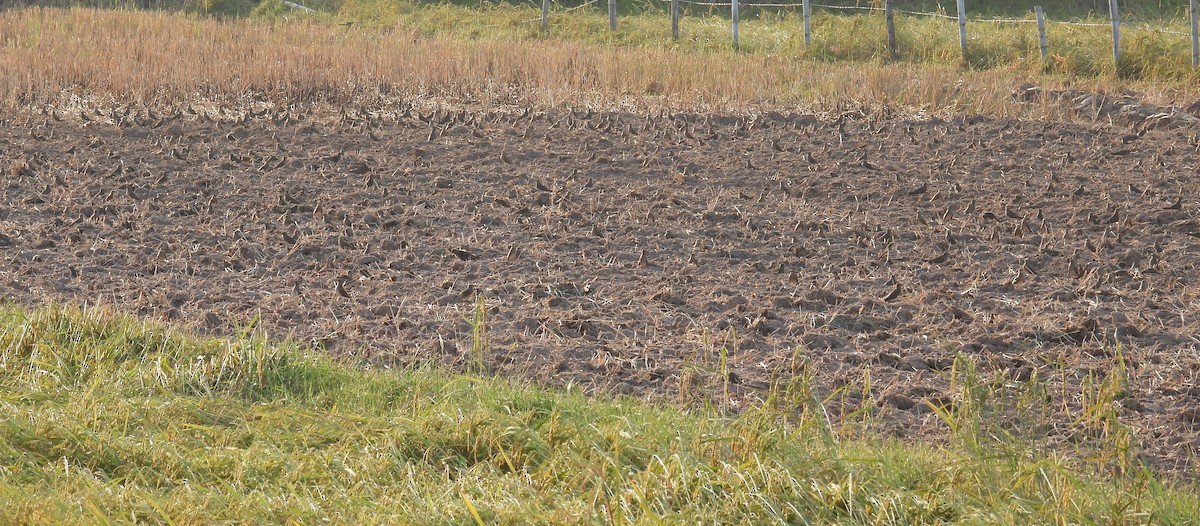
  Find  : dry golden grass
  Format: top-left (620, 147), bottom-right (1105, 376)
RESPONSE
top-left (2, 6), bottom-right (1195, 116)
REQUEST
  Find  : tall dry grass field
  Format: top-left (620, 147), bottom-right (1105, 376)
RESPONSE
top-left (0, 6), bottom-right (1175, 115)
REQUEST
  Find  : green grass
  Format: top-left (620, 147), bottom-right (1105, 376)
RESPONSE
top-left (44, 0), bottom-right (1200, 79)
top-left (253, 0), bottom-right (1200, 87)
top-left (0, 304), bottom-right (1197, 523)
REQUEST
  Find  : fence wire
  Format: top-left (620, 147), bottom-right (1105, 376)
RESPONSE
top-left (527, 0), bottom-right (1199, 45)
top-left (524, 0), bottom-right (603, 23)
top-left (669, 0), bottom-right (1191, 33)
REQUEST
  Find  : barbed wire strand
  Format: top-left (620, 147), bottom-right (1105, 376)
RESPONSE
top-left (561, 0), bottom-right (604, 13)
top-left (523, 0), bottom-right (603, 23)
top-left (1154, 28), bottom-right (1191, 36)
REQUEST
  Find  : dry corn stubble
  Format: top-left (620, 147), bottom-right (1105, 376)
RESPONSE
top-left (4, 4), bottom-right (1200, 494)
top-left (4, 84), bottom-right (1200, 479)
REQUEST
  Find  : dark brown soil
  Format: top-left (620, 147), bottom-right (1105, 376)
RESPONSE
top-left (2, 101), bottom-right (1199, 478)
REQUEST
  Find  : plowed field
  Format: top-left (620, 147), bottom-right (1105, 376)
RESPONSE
top-left (3, 102), bottom-right (1199, 475)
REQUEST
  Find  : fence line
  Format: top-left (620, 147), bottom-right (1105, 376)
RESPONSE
top-left (956, 0), bottom-right (966, 59)
top-left (802, 0), bottom-right (811, 44)
top-left (1036, 5), bottom-right (1047, 58)
top-left (670, 0), bottom-right (1168, 30)
top-left (1109, 0), bottom-right (1121, 62)
top-left (1193, 0), bottom-right (1199, 66)
top-left (528, 0), bottom-right (1200, 67)
top-left (672, 0), bottom-right (680, 39)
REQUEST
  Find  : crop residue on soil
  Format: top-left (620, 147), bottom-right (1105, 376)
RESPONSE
top-left (2, 102), bottom-right (1199, 476)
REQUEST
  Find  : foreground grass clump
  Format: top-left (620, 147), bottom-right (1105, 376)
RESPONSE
top-left (0, 306), bottom-right (1196, 524)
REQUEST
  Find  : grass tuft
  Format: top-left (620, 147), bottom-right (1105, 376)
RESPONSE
top-left (0, 304), bottom-right (1196, 523)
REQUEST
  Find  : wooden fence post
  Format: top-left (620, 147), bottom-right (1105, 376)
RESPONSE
top-left (732, 0), bottom-right (739, 50)
top-left (609, 0), bottom-right (617, 31)
top-left (1108, 0), bottom-right (1120, 64)
top-left (956, 0), bottom-right (967, 61)
top-left (885, 0), bottom-right (896, 59)
top-left (1036, 6), bottom-right (1048, 60)
top-left (541, 0), bottom-right (549, 33)
top-left (671, 0), bottom-right (680, 41)
top-left (803, 0), bottom-right (811, 46)
top-left (1191, 0), bottom-right (1198, 66)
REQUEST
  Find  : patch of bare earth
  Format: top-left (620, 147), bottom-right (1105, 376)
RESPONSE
top-left (2, 100), bottom-right (1199, 477)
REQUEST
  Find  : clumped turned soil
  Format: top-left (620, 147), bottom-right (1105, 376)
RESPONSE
top-left (2, 100), bottom-right (1199, 477)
